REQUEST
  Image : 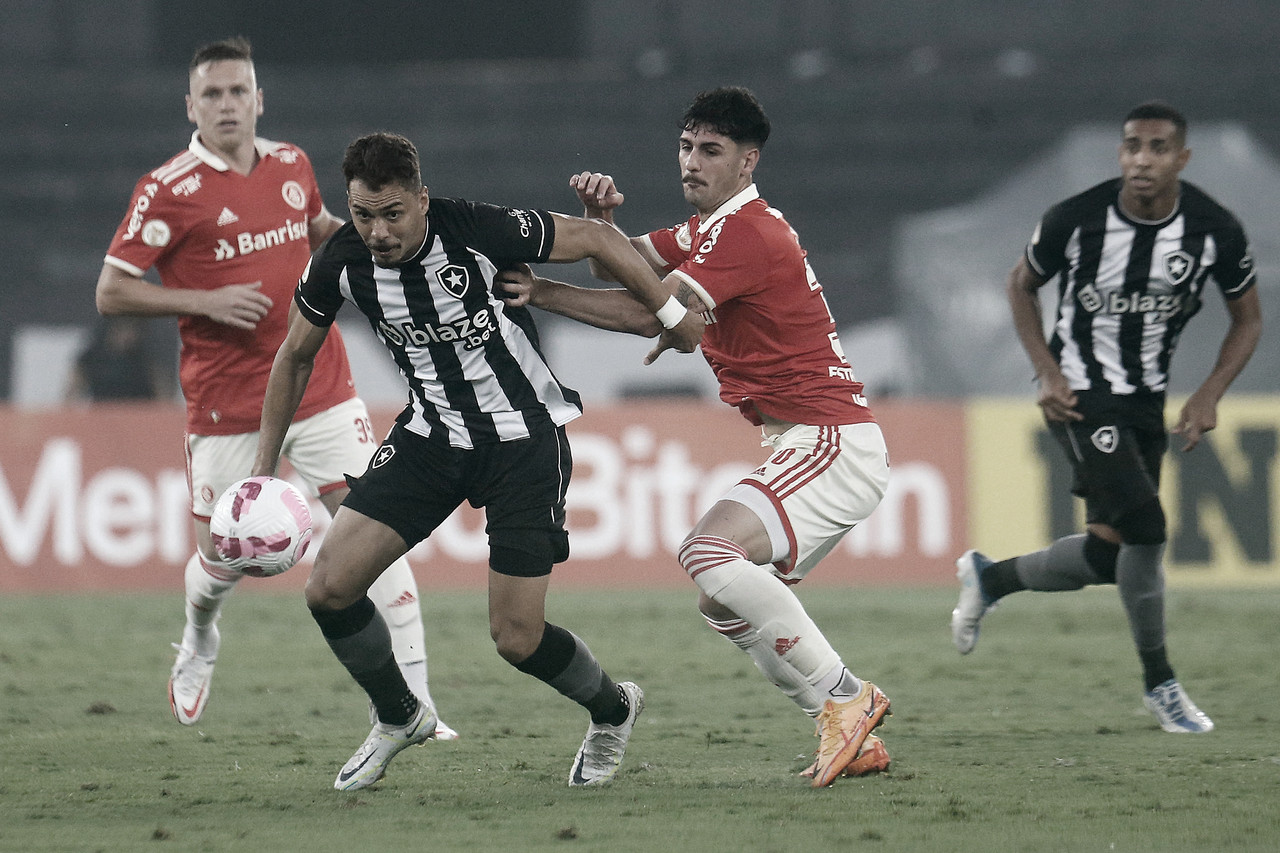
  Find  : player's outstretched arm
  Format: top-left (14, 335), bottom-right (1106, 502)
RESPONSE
top-left (497, 263), bottom-right (660, 336)
top-left (545, 213), bottom-right (703, 354)
top-left (252, 303), bottom-right (328, 477)
top-left (96, 263), bottom-right (272, 330)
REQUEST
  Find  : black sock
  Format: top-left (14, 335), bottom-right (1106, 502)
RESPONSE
top-left (1139, 646), bottom-right (1175, 692)
top-left (312, 598), bottom-right (417, 726)
top-left (514, 623), bottom-right (627, 724)
top-left (980, 557), bottom-right (1025, 601)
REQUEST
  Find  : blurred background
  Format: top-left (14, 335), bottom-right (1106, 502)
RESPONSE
top-left (4, 0), bottom-right (1278, 407)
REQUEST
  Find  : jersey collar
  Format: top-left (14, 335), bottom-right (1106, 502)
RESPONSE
top-left (696, 183), bottom-right (760, 235)
top-left (188, 132), bottom-right (278, 172)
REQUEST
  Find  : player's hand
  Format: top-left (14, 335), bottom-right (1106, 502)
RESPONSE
top-left (569, 172), bottom-right (625, 214)
top-left (1172, 391), bottom-right (1218, 451)
top-left (204, 282), bottom-right (272, 330)
top-left (496, 263), bottom-right (536, 308)
top-left (644, 310), bottom-right (703, 364)
top-left (1036, 370), bottom-right (1083, 422)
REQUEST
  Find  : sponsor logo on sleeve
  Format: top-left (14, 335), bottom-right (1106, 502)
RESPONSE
top-left (141, 220), bottom-right (171, 248)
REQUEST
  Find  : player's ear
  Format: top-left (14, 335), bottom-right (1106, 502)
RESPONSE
top-left (419, 186), bottom-right (430, 211)
top-left (741, 146), bottom-right (760, 177)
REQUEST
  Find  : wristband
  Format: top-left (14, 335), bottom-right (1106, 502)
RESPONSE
top-left (655, 295), bottom-right (686, 330)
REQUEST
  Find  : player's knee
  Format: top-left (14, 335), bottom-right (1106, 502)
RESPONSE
top-left (304, 565), bottom-right (361, 613)
top-left (1113, 499), bottom-right (1167, 546)
top-left (489, 613), bottom-right (544, 664)
top-left (1083, 532), bottom-right (1120, 584)
top-left (678, 534), bottom-right (749, 597)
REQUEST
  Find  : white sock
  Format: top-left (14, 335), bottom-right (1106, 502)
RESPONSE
top-left (680, 535), bottom-right (850, 697)
top-left (182, 551), bottom-right (239, 657)
top-left (367, 557), bottom-right (434, 706)
top-left (705, 614), bottom-right (824, 716)
top-left (812, 665), bottom-right (864, 704)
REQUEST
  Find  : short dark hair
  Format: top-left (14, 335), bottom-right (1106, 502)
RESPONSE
top-left (680, 86), bottom-right (771, 150)
top-left (189, 36), bottom-right (253, 73)
top-left (342, 132), bottom-right (422, 192)
top-left (1124, 101), bottom-right (1187, 144)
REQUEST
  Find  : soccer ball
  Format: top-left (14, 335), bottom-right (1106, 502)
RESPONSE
top-left (209, 476), bottom-right (313, 578)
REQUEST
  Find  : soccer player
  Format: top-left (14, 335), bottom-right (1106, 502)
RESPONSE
top-left (497, 87), bottom-right (892, 786)
top-left (250, 131), bottom-right (703, 791)
top-left (951, 101), bottom-right (1262, 733)
top-left (96, 37), bottom-right (455, 739)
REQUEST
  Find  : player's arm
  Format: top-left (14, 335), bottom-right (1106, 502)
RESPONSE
top-left (308, 205), bottom-right (344, 250)
top-left (1007, 256), bottom-right (1081, 422)
top-left (545, 212), bottom-right (703, 355)
top-left (96, 262), bottom-right (272, 330)
top-left (568, 172), bottom-right (666, 282)
top-left (251, 302), bottom-right (328, 477)
top-left (1173, 286), bottom-right (1262, 451)
top-left (498, 263), bottom-right (661, 336)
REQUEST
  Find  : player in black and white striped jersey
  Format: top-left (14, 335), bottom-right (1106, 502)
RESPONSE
top-left (952, 102), bottom-right (1262, 733)
top-left (253, 132), bottom-right (703, 790)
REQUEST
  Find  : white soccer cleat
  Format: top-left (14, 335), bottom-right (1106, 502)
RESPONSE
top-left (335, 701), bottom-right (438, 791)
top-left (951, 550), bottom-right (995, 654)
top-left (1143, 679), bottom-right (1215, 733)
top-left (168, 631), bottom-right (219, 726)
top-left (367, 698), bottom-right (459, 740)
top-left (568, 682), bottom-right (644, 787)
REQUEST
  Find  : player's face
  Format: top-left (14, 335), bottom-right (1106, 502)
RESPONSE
top-left (1118, 119), bottom-right (1190, 215)
top-left (347, 179), bottom-right (430, 267)
top-left (186, 59), bottom-right (262, 155)
top-left (678, 127), bottom-right (758, 216)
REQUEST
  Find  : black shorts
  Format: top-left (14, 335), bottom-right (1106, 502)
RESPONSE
top-left (1047, 391), bottom-right (1168, 527)
top-left (342, 423), bottom-right (572, 577)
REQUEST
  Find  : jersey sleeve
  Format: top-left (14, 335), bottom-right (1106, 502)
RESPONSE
top-left (439, 199), bottom-right (556, 264)
top-left (1209, 216), bottom-right (1257, 299)
top-left (295, 148), bottom-right (325, 222)
top-left (293, 229), bottom-right (353, 326)
top-left (671, 216), bottom-right (765, 308)
top-left (104, 173), bottom-right (188, 276)
top-left (643, 221), bottom-right (693, 273)
top-left (1025, 201), bottom-right (1074, 280)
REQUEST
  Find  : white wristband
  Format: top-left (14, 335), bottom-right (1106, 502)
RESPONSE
top-left (655, 295), bottom-right (686, 330)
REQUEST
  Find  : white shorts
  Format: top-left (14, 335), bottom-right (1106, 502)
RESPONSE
top-left (724, 422), bottom-right (889, 583)
top-left (186, 397), bottom-right (381, 520)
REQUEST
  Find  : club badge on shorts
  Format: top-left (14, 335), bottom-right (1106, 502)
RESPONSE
top-left (372, 444), bottom-right (396, 468)
top-left (1091, 426), bottom-right (1118, 453)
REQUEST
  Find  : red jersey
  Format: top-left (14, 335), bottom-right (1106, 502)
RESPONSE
top-left (104, 134), bottom-right (355, 436)
top-left (642, 185), bottom-right (874, 426)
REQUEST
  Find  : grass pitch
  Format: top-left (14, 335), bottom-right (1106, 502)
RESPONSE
top-left (2, 584), bottom-right (1279, 852)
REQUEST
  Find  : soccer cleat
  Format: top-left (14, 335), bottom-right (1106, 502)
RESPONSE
top-left (168, 634), bottom-right (219, 726)
top-left (1143, 679), bottom-right (1215, 733)
top-left (368, 698), bottom-right (459, 740)
top-left (335, 700), bottom-right (438, 791)
top-left (952, 549), bottom-right (996, 654)
top-left (810, 681), bottom-right (890, 788)
top-left (800, 733), bottom-right (890, 779)
top-left (568, 681), bottom-right (644, 787)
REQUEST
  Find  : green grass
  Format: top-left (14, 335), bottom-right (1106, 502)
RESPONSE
top-left (3, 586), bottom-right (1280, 852)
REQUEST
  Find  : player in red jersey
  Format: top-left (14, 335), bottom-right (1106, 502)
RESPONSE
top-left (499, 87), bottom-right (890, 785)
top-left (96, 36), bottom-right (454, 738)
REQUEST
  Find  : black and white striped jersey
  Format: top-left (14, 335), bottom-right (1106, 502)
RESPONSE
top-left (295, 197), bottom-right (582, 448)
top-left (1027, 178), bottom-right (1256, 396)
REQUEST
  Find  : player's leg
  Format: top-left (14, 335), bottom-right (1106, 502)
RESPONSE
top-left (678, 423), bottom-right (890, 785)
top-left (311, 423), bottom-right (463, 789)
top-left (286, 398), bottom-right (455, 738)
top-left (480, 426), bottom-right (641, 787)
top-left (169, 432), bottom-right (253, 725)
top-left (307, 505), bottom-right (439, 790)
